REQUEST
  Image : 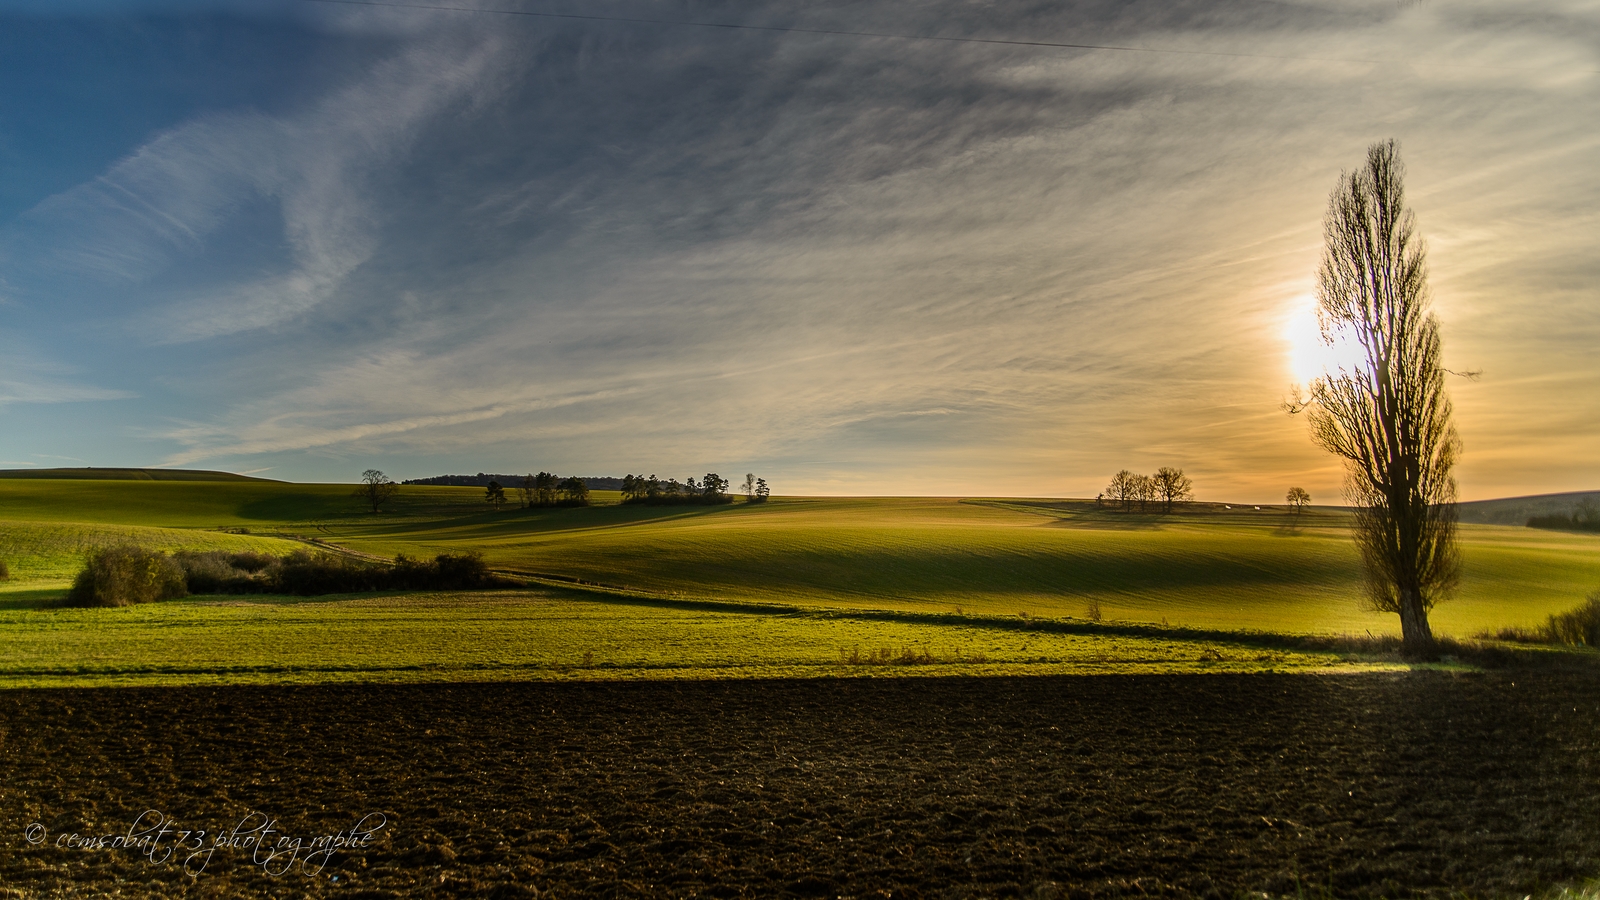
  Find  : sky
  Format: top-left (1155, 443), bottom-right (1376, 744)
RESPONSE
top-left (0, 0), bottom-right (1596, 501)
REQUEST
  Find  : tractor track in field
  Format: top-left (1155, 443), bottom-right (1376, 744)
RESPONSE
top-left (3, 672), bottom-right (1599, 898)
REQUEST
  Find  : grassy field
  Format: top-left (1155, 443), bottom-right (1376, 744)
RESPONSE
top-left (0, 589), bottom-right (1395, 688)
top-left (319, 495), bottom-right (1600, 637)
top-left (0, 477), bottom-right (1596, 685)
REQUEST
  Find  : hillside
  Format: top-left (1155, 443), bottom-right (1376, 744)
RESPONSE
top-left (1457, 490), bottom-right (1600, 526)
top-left (1, 477), bottom-right (1595, 637)
top-left (0, 467), bottom-right (279, 482)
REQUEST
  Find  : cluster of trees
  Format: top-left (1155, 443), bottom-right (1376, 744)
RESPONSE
top-left (741, 473), bottom-right (771, 503)
top-left (1528, 499), bottom-right (1600, 533)
top-left (489, 473), bottom-right (589, 509)
top-left (404, 473), bottom-right (628, 490)
top-left (620, 473), bottom-right (746, 505)
top-left (1100, 467), bottom-right (1193, 513)
top-left (361, 468), bottom-right (768, 513)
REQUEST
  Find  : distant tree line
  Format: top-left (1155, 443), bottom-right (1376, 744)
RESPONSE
top-left (1098, 468), bottom-right (1193, 513)
top-left (1528, 499), bottom-right (1600, 533)
top-left (504, 472), bottom-right (590, 508)
top-left (621, 473), bottom-right (731, 505)
top-left (404, 473), bottom-right (626, 490)
top-left (370, 468), bottom-right (772, 512)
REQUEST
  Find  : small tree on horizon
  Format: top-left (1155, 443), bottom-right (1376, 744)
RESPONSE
top-left (754, 478), bottom-right (770, 502)
top-left (1133, 473), bottom-right (1157, 513)
top-left (1106, 470), bottom-right (1138, 511)
top-left (519, 474), bottom-right (536, 508)
top-left (534, 471), bottom-right (559, 507)
top-left (557, 476), bottom-right (590, 506)
top-left (1287, 487), bottom-right (1312, 522)
top-left (702, 473), bottom-right (729, 501)
top-left (355, 469), bottom-right (399, 514)
top-left (485, 480), bottom-right (507, 510)
top-left (1153, 467), bottom-right (1193, 513)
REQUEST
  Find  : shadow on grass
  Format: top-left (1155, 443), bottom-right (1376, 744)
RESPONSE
top-left (518, 575), bottom-right (1600, 671)
top-left (0, 586), bottom-right (67, 611)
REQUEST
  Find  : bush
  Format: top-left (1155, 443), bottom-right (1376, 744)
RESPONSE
top-left (388, 551), bottom-right (493, 591)
top-left (66, 545), bottom-right (188, 607)
top-left (1544, 592), bottom-right (1600, 647)
top-left (0, 559), bottom-right (9, 581)
top-left (170, 547), bottom-right (506, 596)
top-left (171, 550), bottom-right (276, 594)
top-left (274, 551), bottom-right (393, 595)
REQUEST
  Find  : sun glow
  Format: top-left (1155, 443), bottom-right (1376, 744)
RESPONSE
top-left (1283, 295), bottom-right (1364, 388)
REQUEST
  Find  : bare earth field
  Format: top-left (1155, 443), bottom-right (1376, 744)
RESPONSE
top-left (2, 673), bottom-right (1598, 898)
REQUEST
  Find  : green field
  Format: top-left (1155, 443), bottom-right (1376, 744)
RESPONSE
top-left (1, 477), bottom-right (1595, 685)
top-left (0, 590), bottom-right (1398, 688)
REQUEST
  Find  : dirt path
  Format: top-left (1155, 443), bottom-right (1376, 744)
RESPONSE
top-left (2, 673), bottom-right (1597, 898)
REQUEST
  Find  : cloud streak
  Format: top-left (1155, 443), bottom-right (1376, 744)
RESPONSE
top-left (1, 0), bottom-right (1596, 499)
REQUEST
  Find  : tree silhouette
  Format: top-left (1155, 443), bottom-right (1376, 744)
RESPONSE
top-left (355, 469), bottom-right (399, 514)
top-left (1288, 140), bottom-right (1460, 657)
top-left (1106, 470), bottom-right (1138, 511)
top-left (534, 472), bottom-right (558, 507)
top-left (1286, 487), bottom-right (1312, 523)
top-left (485, 480), bottom-right (506, 510)
top-left (557, 476), bottom-right (590, 506)
top-left (1153, 467), bottom-right (1193, 513)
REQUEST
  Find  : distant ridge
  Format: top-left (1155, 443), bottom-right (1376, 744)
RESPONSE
top-left (0, 467), bottom-right (280, 483)
top-left (1457, 490), bottom-right (1600, 526)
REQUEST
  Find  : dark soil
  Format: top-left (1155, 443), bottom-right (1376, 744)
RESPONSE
top-left (2, 673), bottom-right (1598, 898)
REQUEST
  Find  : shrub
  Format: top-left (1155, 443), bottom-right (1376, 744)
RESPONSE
top-left (0, 559), bottom-right (9, 581)
top-left (172, 551), bottom-right (275, 594)
top-left (430, 551), bottom-right (490, 589)
top-left (227, 551), bottom-right (275, 573)
top-left (1544, 592), bottom-right (1600, 647)
top-left (66, 545), bottom-right (188, 607)
top-left (172, 547), bottom-right (506, 596)
top-left (275, 551), bottom-right (393, 595)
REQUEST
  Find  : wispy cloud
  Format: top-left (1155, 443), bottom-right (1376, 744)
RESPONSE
top-left (3, 0), bottom-right (1597, 498)
top-left (5, 29), bottom-right (505, 341)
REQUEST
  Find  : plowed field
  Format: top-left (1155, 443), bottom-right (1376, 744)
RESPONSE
top-left (3, 673), bottom-right (1598, 898)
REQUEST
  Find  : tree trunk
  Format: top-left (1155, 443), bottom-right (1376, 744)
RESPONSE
top-left (1397, 589), bottom-right (1437, 659)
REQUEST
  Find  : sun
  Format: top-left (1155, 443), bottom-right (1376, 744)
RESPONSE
top-left (1282, 295), bottom-right (1363, 387)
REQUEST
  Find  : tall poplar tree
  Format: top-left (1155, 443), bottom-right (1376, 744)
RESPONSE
top-left (1292, 140), bottom-right (1461, 657)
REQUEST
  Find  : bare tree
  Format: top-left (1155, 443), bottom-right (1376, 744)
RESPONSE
top-left (1133, 473), bottom-right (1157, 513)
top-left (742, 473), bottom-right (756, 499)
top-left (519, 474), bottom-right (536, 509)
top-left (355, 469), bottom-right (399, 514)
top-left (1153, 467), bottom-right (1193, 513)
top-left (1106, 470), bottom-right (1138, 511)
top-left (1286, 487), bottom-right (1312, 522)
top-left (1289, 140), bottom-right (1460, 657)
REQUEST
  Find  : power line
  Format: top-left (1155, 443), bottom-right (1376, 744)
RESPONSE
top-left (297, 0), bottom-right (1565, 72)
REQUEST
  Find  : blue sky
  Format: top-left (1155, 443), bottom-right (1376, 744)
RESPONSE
top-left (1, 0), bottom-right (1596, 501)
